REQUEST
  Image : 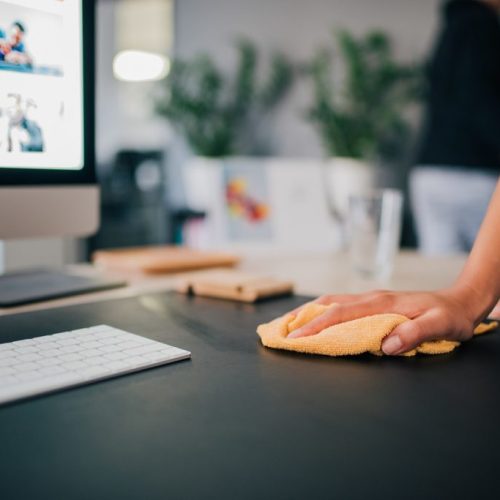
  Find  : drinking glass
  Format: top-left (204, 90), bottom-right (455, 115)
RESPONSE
top-left (348, 189), bottom-right (403, 281)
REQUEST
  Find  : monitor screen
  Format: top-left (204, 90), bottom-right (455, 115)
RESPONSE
top-left (0, 0), bottom-right (83, 171)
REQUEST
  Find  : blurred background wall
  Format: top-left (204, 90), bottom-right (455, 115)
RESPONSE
top-left (96, 0), bottom-right (173, 166)
top-left (95, 0), bottom-right (442, 168)
top-left (173, 0), bottom-right (440, 157)
top-left (97, 0), bottom-right (444, 257)
top-left (2, 0), bottom-right (447, 269)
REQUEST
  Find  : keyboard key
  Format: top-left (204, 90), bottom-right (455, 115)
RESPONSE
top-left (60, 361), bottom-right (88, 371)
top-left (15, 362), bottom-right (40, 372)
top-left (38, 365), bottom-right (65, 376)
top-left (128, 344), bottom-right (163, 356)
top-left (47, 333), bottom-right (66, 340)
top-left (57, 353), bottom-right (81, 363)
top-left (115, 340), bottom-right (142, 350)
top-left (103, 352), bottom-right (127, 361)
top-left (79, 348), bottom-right (102, 358)
top-left (84, 356), bottom-right (105, 366)
top-left (16, 370), bottom-right (41, 382)
top-left (56, 331), bottom-right (79, 340)
top-left (16, 353), bottom-right (43, 363)
top-left (58, 345), bottom-right (81, 354)
top-left (97, 345), bottom-right (122, 353)
top-left (37, 357), bottom-right (61, 368)
top-left (118, 334), bottom-right (150, 345)
top-left (0, 358), bottom-right (16, 368)
top-left (99, 337), bottom-right (121, 346)
top-left (56, 338), bottom-right (81, 347)
top-left (12, 339), bottom-right (37, 347)
top-left (41, 349), bottom-right (62, 358)
top-left (95, 330), bottom-right (120, 339)
top-left (79, 341), bottom-right (103, 350)
top-left (36, 342), bottom-right (60, 351)
top-left (13, 346), bottom-right (38, 354)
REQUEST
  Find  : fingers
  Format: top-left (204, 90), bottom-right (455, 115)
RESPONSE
top-left (288, 297), bottom-right (393, 339)
top-left (313, 294), bottom-right (361, 305)
top-left (290, 300), bottom-right (315, 315)
top-left (287, 304), bottom-right (343, 338)
top-left (382, 312), bottom-right (445, 355)
top-left (289, 293), bottom-right (362, 315)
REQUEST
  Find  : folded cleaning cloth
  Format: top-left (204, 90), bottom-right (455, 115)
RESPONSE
top-left (256, 303), bottom-right (498, 357)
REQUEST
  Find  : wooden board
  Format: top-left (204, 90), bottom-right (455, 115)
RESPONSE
top-left (92, 246), bottom-right (240, 274)
top-left (176, 269), bottom-right (294, 302)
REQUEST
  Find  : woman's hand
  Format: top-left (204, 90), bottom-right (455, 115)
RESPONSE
top-left (287, 286), bottom-right (488, 355)
top-left (288, 181), bottom-right (500, 355)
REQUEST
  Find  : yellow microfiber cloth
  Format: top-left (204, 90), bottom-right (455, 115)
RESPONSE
top-left (256, 303), bottom-right (498, 357)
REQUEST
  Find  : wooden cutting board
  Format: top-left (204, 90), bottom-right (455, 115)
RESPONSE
top-left (92, 246), bottom-right (240, 274)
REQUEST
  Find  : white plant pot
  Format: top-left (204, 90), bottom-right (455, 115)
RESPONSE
top-left (324, 157), bottom-right (377, 222)
top-left (183, 156), bottom-right (222, 212)
top-left (182, 156), bottom-right (226, 249)
top-left (182, 156), bottom-right (341, 253)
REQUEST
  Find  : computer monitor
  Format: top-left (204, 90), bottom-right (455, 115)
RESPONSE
top-left (0, 1), bottom-right (126, 307)
top-left (0, 0), bottom-right (98, 239)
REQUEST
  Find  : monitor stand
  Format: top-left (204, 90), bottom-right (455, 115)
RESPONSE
top-left (0, 268), bottom-right (127, 308)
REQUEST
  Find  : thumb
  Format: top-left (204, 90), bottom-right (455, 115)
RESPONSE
top-left (382, 313), bottom-right (443, 355)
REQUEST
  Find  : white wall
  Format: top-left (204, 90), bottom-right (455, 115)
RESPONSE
top-left (173, 0), bottom-right (442, 158)
top-left (96, 0), bottom-right (171, 167)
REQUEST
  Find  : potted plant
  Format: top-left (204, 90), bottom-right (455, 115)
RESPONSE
top-left (154, 40), bottom-right (294, 246)
top-left (155, 39), bottom-right (293, 158)
top-left (305, 29), bottom-right (422, 223)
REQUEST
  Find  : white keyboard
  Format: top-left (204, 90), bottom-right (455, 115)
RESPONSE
top-left (0, 325), bottom-right (191, 405)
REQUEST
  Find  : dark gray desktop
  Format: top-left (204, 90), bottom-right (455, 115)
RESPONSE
top-left (1, 292), bottom-right (500, 499)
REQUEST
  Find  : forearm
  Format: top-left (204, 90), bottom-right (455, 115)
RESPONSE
top-left (453, 179), bottom-right (500, 322)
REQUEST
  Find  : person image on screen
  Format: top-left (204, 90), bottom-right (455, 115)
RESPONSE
top-left (3, 21), bottom-right (32, 66)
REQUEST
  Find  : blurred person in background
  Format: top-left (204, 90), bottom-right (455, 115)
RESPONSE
top-left (412, 0), bottom-right (500, 254)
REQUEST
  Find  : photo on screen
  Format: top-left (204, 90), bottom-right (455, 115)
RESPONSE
top-left (0, 0), bottom-right (83, 170)
top-left (0, 0), bottom-right (63, 76)
top-left (0, 90), bottom-right (65, 154)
